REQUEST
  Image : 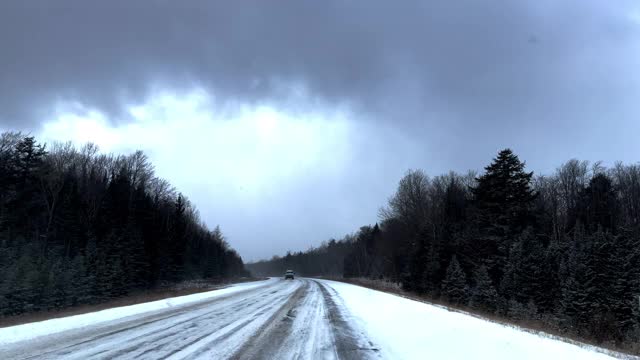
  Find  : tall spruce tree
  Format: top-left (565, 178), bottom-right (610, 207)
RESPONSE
top-left (470, 265), bottom-right (498, 313)
top-left (500, 229), bottom-right (546, 309)
top-left (441, 255), bottom-right (467, 305)
top-left (471, 149), bottom-right (536, 282)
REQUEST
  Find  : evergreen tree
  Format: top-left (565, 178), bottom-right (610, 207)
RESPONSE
top-left (471, 149), bottom-right (536, 282)
top-left (469, 265), bottom-right (498, 313)
top-left (578, 173), bottom-right (618, 233)
top-left (500, 228), bottom-right (547, 310)
top-left (441, 255), bottom-right (467, 305)
top-left (404, 236), bottom-right (428, 293)
top-left (472, 149), bottom-right (536, 234)
top-left (169, 194), bottom-right (187, 281)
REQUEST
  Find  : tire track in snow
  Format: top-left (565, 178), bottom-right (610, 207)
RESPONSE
top-left (313, 280), bottom-right (381, 360)
top-left (232, 279), bottom-right (380, 360)
top-left (181, 282), bottom-right (309, 359)
top-left (230, 279), bottom-right (315, 359)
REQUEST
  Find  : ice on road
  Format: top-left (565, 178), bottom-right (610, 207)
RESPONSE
top-left (0, 278), bottom-right (621, 359)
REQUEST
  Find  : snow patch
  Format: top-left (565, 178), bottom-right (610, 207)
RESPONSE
top-left (317, 279), bottom-right (622, 360)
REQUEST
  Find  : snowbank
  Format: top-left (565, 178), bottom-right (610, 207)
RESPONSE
top-left (318, 279), bottom-right (622, 360)
top-left (0, 278), bottom-right (273, 346)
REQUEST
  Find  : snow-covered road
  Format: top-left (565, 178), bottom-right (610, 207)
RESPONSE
top-left (0, 278), bottom-right (379, 360)
top-left (0, 278), bottom-right (624, 359)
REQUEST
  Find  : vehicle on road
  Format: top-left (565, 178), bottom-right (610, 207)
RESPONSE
top-left (284, 270), bottom-right (295, 280)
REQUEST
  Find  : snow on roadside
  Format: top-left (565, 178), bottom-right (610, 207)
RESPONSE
top-left (318, 279), bottom-right (626, 360)
top-left (0, 278), bottom-right (274, 346)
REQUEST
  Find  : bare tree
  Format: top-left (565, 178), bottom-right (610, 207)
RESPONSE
top-left (380, 169), bottom-right (431, 234)
top-left (39, 141), bottom-right (77, 252)
top-left (556, 159), bottom-right (590, 225)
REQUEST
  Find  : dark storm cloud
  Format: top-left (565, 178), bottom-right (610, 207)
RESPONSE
top-left (2, 0), bottom-right (639, 260)
top-left (1, 0), bottom-right (637, 130)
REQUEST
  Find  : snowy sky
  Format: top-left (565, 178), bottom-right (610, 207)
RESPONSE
top-left (1, 1), bottom-right (639, 261)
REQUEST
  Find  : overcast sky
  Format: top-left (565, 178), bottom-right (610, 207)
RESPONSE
top-left (1, 1), bottom-right (639, 261)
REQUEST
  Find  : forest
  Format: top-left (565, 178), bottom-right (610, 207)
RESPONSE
top-left (248, 149), bottom-right (640, 351)
top-left (0, 132), bottom-right (247, 317)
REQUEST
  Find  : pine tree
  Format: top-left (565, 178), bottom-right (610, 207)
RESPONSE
top-left (169, 194), bottom-right (187, 281)
top-left (500, 229), bottom-right (546, 309)
top-left (441, 255), bottom-right (467, 305)
top-left (404, 236), bottom-right (428, 293)
top-left (473, 149), bottom-right (536, 233)
top-left (578, 173), bottom-right (618, 233)
top-left (605, 231), bottom-right (640, 341)
top-left (7, 137), bottom-right (47, 241)
top-left (470, 265), bottom-right (498, 313)
top-left (471, 149), bottom-right (536, 282)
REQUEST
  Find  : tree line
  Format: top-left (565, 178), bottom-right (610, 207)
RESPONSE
top-left (247, 149), bottom-right (640, 351)
top-left (0, 132), bottom-right (247, 317)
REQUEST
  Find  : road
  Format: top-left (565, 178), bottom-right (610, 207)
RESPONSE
top-left (0, 278), bottom-right (382, 360)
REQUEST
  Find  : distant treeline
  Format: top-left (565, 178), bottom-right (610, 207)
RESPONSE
top-left (0, 132), bottom-right (247, 317)
top-left (248, 149), bottom-right (640, 351)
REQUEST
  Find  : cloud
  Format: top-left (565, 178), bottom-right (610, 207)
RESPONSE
top-left (3, 0), bottom-right (640, 259)
top-left (1, 1), bottom-right (638, 129)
